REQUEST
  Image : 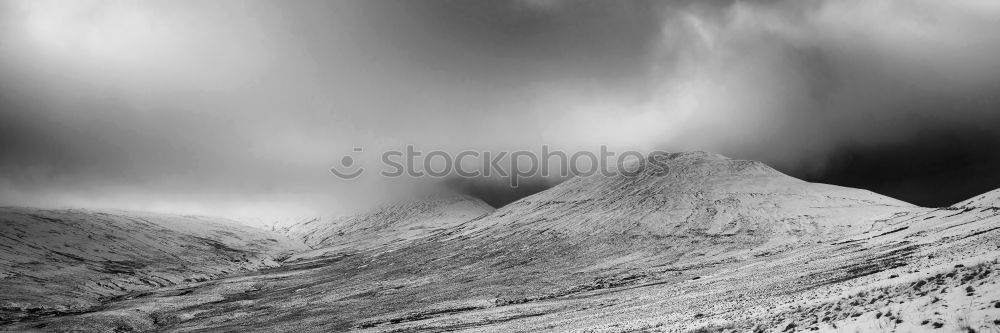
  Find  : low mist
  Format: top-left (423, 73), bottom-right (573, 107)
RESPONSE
top-left (2, 0), bottom-right (1000, 221)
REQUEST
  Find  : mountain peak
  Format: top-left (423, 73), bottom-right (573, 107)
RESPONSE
top-left (460, 152), bottom-right (910, 242)
top-left (660, 150), bottom-right (730, 161)
top-left (612, 151), bottom-right (783, 185)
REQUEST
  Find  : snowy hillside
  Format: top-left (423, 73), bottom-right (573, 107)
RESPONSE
top-left (3, 154), bottom-right (1000, 332)
top-left (283, 194), bottom-right (494, 259)
top-left (462, 151), bottom-right (911, 237)
top-left (0, 207), bottom-right (306, 323)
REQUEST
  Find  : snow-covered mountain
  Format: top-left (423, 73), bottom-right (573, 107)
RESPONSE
top-left (283, 194), bottom-right (493, 258)
top-left (0, 207), bottom-right (305, 323)
top-left (431, 152), bottom-right (914, 270)
top-left (4, 153), bottom-right (1000, 332)
top-left (461, 151), bottom-right (910, 236)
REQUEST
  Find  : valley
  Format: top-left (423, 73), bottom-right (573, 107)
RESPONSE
top-left (3, 152), bottom-right (1000, 332)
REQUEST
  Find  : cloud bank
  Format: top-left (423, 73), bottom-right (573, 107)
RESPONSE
top-left (2, 0), bottom-right (1000, 220)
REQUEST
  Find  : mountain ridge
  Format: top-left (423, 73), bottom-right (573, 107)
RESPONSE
top-left (452, 151), bottom-right (912, 241)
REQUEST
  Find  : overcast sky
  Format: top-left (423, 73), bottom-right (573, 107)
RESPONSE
top-left (2, 0), bottom-right (1000, 221)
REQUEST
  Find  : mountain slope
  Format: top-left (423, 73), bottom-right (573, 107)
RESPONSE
top-left (953, 188), bottom-right (1000, 208)
top-left (283, 194), bottom-right (494, 258)
top-left (0, 207), bottom-right (306, 323)
top-left (473, 151), bottom-right (909, 231)
top-left (440, 152), bottom-right (913, 266)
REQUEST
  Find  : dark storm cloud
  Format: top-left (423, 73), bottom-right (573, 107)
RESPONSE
top-left (1, 0), bottom-right (1000, 220)
top-left (442, 177), bottom-right (556, 208)
top-left (806, 127), bottom-right (1000, 207)
top-left (526, 0), bottom-right (1000, 205)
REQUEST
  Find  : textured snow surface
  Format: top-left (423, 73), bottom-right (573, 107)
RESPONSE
top-left (282, 194), bottom-right (494, 259)
top-left (3, 152), bottom-right (1000, 332)
top-left (0, 208), bottom-right (305, 322)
